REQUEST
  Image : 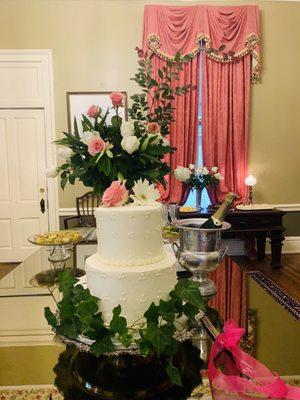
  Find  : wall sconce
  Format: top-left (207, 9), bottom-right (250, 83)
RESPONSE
top-left (244, 174), bottom-right (257, 205)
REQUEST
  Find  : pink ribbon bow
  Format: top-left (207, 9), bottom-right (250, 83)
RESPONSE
top-left (208, 320), bottom-right (300, 400)
top-left (216, 320), bottom-right (245, 349)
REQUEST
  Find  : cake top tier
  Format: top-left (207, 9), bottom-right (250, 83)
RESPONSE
top-left (95, 202), bottom-right (164, 266)
top-left (97, 203), bottom-right (162, 214)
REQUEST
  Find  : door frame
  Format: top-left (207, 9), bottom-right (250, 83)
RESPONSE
top-left (0, 49), bottom-right (59, 231)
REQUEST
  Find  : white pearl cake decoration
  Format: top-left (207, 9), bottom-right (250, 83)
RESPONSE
top-left (95, 204), bottom-right (165, 266)
top-left (85, 202), bottom-right (178, 325)
top-left (86, 251), bottom-right (177, 325)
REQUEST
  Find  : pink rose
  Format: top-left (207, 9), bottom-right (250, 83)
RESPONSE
top-left (147, 122), bottom-right (160, 134)
top-left (110, 92), bottom-right (124, 107)
top-left (102, 181), bottom-right (128, 207)
top-left (135, 46), bottom-right (144, 58)
top-left (88, 136), bottom-right (105, 156)
top-left (87, 105), bottom-right (100, 118)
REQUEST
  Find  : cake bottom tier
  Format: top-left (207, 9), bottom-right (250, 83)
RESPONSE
top-left (85, 251), bottom-right (177, 326)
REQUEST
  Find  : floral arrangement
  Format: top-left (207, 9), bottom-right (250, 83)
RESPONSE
top-left (174, 164), bottom-right (223, 190)
top-left (47, 49), bottom-right (193, 196)
top-left (45, 270), bottom-right (205, 386)
top-left (101, 178), bottom-right (160, 207)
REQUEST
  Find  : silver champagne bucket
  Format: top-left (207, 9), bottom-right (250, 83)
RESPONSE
top-left (172, 217), bottom-right (231, 365)
top-left (172, 218), bottom-right (231, 300)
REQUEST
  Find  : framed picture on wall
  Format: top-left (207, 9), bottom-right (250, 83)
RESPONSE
top-left (66, 91), bottom-right (128, 134)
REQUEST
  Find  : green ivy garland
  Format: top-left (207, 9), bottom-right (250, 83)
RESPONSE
top-left (45, 271), bottom-right (205, 386)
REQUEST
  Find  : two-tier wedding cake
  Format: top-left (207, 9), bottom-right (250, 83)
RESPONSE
top-left (86, 202), bottom-right (177, 325)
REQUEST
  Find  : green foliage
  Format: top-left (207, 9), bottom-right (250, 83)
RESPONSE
top-left (143, 323), bottom-right (177, 356)
top-left (166, 359), bottom-right (183, 386)
top-left (44, 271), bottom-right (205, 387)
top-left (55, 119), bottom-right (174, 195)
top-left (109, 305), bottom-right (127, 335)
top-left (54, 50), bottom-right (193, 196)
top-left (44, 307), bottom-right (58, 329)
top-left (174, 280), bottom-right (206, 309)
top-left (129, 50), bottom-right (193, 137)
top-left (90, 330), bottom-right (115, 357)
top-left (44, 271), bottom-right (112, 351)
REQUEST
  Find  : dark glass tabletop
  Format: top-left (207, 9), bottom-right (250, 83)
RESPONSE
top-left (41, 257), bottom-right (246, 400)
top-left (9, 255), bottom-right (296, 400)
top-left (53, 342), bottom-right (208, 400)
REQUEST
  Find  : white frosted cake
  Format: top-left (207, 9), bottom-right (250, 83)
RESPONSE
top-left (86, 202), bottom-right (177, 325)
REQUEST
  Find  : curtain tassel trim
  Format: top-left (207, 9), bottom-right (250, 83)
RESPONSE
top-left (147, 33), bottom-right (260, 84)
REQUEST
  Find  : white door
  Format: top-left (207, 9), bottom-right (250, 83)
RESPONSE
top-left (0, 109), bottom-right (50, 294)
top-left (0, 109), bottom-right (49, 261)
top-left (0, 50), bottom-right (58, 298)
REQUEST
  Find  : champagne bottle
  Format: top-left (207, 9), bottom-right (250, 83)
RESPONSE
top-left (201, 192), bottom-right (236, 229)
top-left (195, 310), bottom-right (220, 340)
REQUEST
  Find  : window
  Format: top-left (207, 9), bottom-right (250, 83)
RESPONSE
top-left (185, 51), bottom-right (210, 209)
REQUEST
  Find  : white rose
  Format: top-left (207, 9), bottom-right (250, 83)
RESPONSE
top-left (202, 167), bottom-right (209, 175)
top-left (174, 166), bottom-right (192, 182)
top-left (46, 166), bottom-right (58, 178)
top-left (214, 172), bottom-right (223, 180)
top-left (80, 130), bottom-right (99, 145)
top-left (57, 147), bottom-right (73, 162)
top-left (211, 166), bottom-right (218, 173)
top-left (195, 166), bottom-right (203, 175)
top-left (120, 121), bottom-right (134, 137)
top-left (148, 133), bottom-right (163, 145)
top-left (162, 137), bottom-right (170, 147)
top-left (121, 135), bottom-right (140, 154)
top-left (189, 163), bottom-right (195, 171)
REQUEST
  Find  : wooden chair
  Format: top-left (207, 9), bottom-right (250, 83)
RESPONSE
top-left (64, 192), bottom-right (101, 229)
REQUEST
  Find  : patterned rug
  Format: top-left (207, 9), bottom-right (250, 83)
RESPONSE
top-left (0, 385), bottom-right (62, 400)
top-left (1, 377), bottom-right (299, 400)
top-left (249, 271), bottom-right (300, 320)
top-left (0, 382), bottom-right (212, 400)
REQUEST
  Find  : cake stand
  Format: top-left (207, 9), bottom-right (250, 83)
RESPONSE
top-left (28, 229), bottom-right (89, 289)
top-left (55, 331), bottom-right (203, 400)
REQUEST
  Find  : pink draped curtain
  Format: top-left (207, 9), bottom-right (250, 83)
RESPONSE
top-left (202, 55), bottom-right (251, 204)
top-left (150, 56), bottom-right (199, 204)
top-left (143, 5), bottom-right (260, 203)
top-left (143, 6), bottom-right (202, 203)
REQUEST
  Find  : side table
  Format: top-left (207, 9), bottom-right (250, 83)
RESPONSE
top-left (180, 208), bottom-right (286, 269)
